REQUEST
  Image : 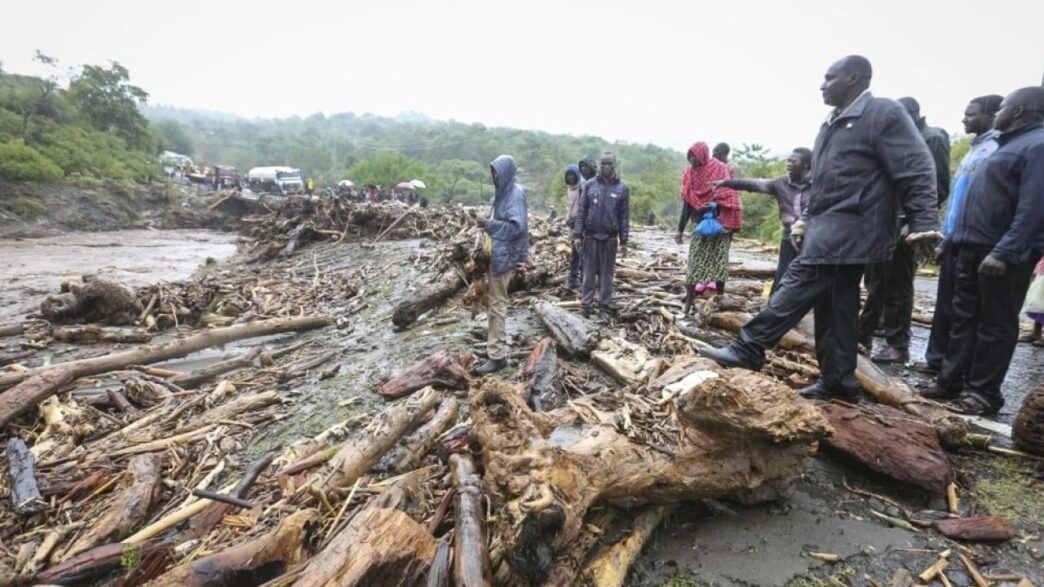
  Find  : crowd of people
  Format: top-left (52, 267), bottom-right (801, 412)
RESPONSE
top-left (469, 54), bottom-right (1043, 419)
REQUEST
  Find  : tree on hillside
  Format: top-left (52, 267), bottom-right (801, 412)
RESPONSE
top-left (153, 119), bottom-right (194, 156)
top-left (346, 151), bottom-right (428, 188)
top-left (68, 61), bottom-right (150, 148)
top-left (433, 159), bottom-right (488, 201)
top-left (1, 51), bottom-right (64, 147)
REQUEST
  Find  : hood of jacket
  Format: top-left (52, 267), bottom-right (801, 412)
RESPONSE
top-left (688, 142), bottom-right (711, 167)
top-left (491, 155), bottom-right (518, 200)
top-left (564, 163), bottom-right (581, 185)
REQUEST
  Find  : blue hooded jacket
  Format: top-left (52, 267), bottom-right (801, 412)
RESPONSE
top-left (486, 155), bottom-right (529, 275)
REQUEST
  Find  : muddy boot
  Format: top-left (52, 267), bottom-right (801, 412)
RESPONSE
top-left (682, 288), bottom-right (694, 316)
top-left (871, 345), bottom-right (909, 365)
top-left (474, 358), bottom-right (507, 376)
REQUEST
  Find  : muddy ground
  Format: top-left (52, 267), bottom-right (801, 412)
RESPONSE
top-left (3, 223), bottom-right (1042, 586)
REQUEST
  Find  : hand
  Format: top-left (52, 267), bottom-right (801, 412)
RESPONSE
top-left (978, 254), bottom-right (1007, 277)
top-left (932, 245), bottom-right (945, 264)
top-left (675, 232), bottom-right (684, 245)
top-left (573, 237), bottom-right (583, 250)
top-left (474, 217), bottom-right (487, 229)
top-left (905, 231), bottom-right (943, 265)
top-left (710, 180), bottom-right (725, 189)
top-left (791, 234), bottom-right (804, 252)
top-left (619, 244), bottom-right (628, 258)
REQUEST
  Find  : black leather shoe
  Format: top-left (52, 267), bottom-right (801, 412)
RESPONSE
top-left (871, 345), bottom-right (909, 365)
top-left (474, 358), bottom-right (507, 375)
top-left (798, 382), bottom-right (860, 402)
top-left (920, 383), bottom-right (960, 400)
top-left (580, 307), bottom-right (591, 319)
top-left (473, 349), bottom-right (489, 360)
top-left (699, 345), bottom-right (763, 371)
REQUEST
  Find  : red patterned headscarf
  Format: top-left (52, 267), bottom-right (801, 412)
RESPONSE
top-left (679, 141), bottom-right (742, 230)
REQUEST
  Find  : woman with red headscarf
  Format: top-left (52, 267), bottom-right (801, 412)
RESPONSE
top-left (676, 141), bottom-right (743, 315)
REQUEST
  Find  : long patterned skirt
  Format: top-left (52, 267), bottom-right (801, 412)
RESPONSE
top-left (687, 232), bottom-right (733, 285)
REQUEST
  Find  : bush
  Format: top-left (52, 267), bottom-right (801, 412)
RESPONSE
top-left (0, 140), bottom-right (63, 181)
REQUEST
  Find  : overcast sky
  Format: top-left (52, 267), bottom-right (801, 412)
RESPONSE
top-left (3, 0), bottom-right (1042, 154)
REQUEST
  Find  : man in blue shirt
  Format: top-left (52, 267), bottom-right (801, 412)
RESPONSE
top-left (916, 95), bottom-right (1002, 374)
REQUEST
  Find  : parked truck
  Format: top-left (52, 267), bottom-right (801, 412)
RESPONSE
top-left (246, 166), bottom-right (304, 195)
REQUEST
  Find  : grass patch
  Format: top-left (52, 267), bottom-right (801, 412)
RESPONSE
top-left (784, 564), bottom-right (856, 587)
top-left (656, 576), bottom-right (714, 587)
top-left (960, 453), bottom-right (1044, 527)
top-left (5, 196), bottom-right (48, 218)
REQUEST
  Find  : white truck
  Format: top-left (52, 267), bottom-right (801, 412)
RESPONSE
top-left (246, 166), bottom-right (304, 195)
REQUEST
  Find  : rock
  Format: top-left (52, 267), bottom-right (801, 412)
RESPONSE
top-left (934, 516), bottom-right (1015, 542)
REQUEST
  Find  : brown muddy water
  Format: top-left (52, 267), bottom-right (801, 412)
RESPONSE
top-left (0, 229), bottom-right (239, 322)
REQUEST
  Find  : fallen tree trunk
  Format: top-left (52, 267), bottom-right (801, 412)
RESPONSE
top-left (316, 387), bottom-right (441, 493)
top-left (543, 509), bottom-right (617, 587)
top-left (52, 324), bottom-right (152, 344)
top-left (59, 453), bottom-right (162, 562)
top-left (5, 436), bottom-right (44, 516)
top-left (170, 348), bottom-right (262, 388)
top-left (378, 351), bottom-right (474, 399)
top-left (518, 338), bottom-right (565, 411)
top-left (176, 391), bottom-right (280, 434)
top-left (581, 505), bottom-right (669, 587)
top-left (290, 507), bottom-right (436, 587)
top-left (533, 301), bottom-right (597, 357)
top-left (816, 401), bottom-right (952, 494)
top-left (144, 509), bottom-right (320, 587)
top-left (707, 311), bottom-right (968, 446)
top-left (450, 453), bottom-right (492, 587)
top-left (591, 336), bottom-right (664, 387)
top-left (35, 541), bottom-right (167, 586)
top-left (0, 322), bottom-right (26, 337)
top-left (0, 315), bottom-right (330, 427)
top-left (392, 270), bottom-right (467, 330)
top-left (472, 372), bottom-right (829, 583)
top-left (376, 396), bottom-right (460, 474)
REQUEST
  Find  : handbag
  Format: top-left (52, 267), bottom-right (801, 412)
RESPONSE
top-left (694, 202), bottom-right (724, 238)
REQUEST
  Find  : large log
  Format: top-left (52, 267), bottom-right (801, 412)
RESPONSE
top-left (290, 508), bottom-right (437, 587)
top-left (392, 270), bottom-right (467, 330)
top-left (59, 453), bottom-right (162, 561)
top-left (5, 437), bottom-right (44, 516)
top-left (376, 396), bottom-right (460, 474)
top-left (581, 505), bottom-right (669, 587)
top-left (378, 351), bottom-right (474, 399)
top-left (35, 542), bottom-right (167, 586)
top-left (316, 387), bottom-right (441, 493)
top-left (0, 315), bottom-right (331, 427)
top-left (706, 311), bottom-right (968, 446)
top-left (450, 453), bottom-right (492, 587)
top-left (533, 301), bottom-right (597, 357)
top-left (591, 337), bottom-right (663, 387)
top-left (517, 338), bottom-right (565, 411)
top-left (816, 401), bottom-right (953, 493)
top-left (144, 509), bottom-right (320, 587)
top-left (472, 372), bottom-right (829, 583)
top-left (51, 324), bottom-right (151, 344)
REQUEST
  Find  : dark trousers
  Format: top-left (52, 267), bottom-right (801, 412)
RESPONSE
top-left (938, 247), bottom-right (1039, 409)
top-left (568, 242), bottom-right (583, 286)
top-left (770, 225), bottom-right (799, 296)
top-left (736, 260), bottom-right (865, 394)
top-left (924, 247), bottom-right (957, 369)
top-left (858, 238), bottom-right (915, 350)
top-left (581, 237), bottom-right (617, 312)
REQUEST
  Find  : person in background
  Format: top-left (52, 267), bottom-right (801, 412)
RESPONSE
top-left (547, 206), bottom-right (557, 220)
top-left (573, 152), bottom-right (630, 320)
top-left (474, 155), bottom-right (529, 375)
top-left (916, 95), bottom-right (1003, 374)
top-left (713, 147), bottom-right (812, 296)
top-left (713, 142), bottom-right (739, 178)
top-left (306, 177), bottom-right (316, 196)
top-left (924, 86), bottom-right (1044, 415)
top-left (578, 155), bottom-right (598, 183)
top-left (564, 164), bottom-right (584, 290)
top-left (1021, 258), bottom-right (1044, 347)
top-left (677, 142), bottom-right (743, 315)
top-left (700, 55), bottom-right (939, 402)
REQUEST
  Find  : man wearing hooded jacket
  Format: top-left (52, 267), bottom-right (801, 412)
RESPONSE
top-left (700, 55), bottom-right (940, 401)
top-left (474, 155), bottom-right (529, 375)
top-left (573, 152), bottom-right (630, 319)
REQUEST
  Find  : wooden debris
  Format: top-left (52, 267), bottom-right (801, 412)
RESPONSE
top-left (378, 351), bottom-right (474, 399)
top-left (934, 516), bottom-right (1015, 542)
top-left (533, 301), bottom-right (597, 356)
top-left (450, 453), bottom-right (492, 587)
top-left (52, 324), bottom-right (152, 344)
top-left (35, 541), bottom-right (167, 586)
top-left (581, 505), bottom-right (669, 587)
top-left (170, 347), bottom-right (262, 388)
top-left (377, 396), bottom-right (460, 474)
top-left (518, 337), bottom-right (565, 411)
top-left (5, 437), bottom-right (44, 516)
top-left (391, 269), bottom-right (466, 330)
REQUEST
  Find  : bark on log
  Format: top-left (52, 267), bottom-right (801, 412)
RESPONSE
top-left (35, 542), bottom-right (167, 586)
top-left (934, 516), bottom-right (1015, 542)
top-left (0, 316), bottom-right (330, 426)
top-left (378, 351), bottom-right (474, 399)
top-left (144, 509), bottom-right (320, 587)
top-left (425, 538), bottom-right (452, 587)
top-left (290, 507), bottom-right (436, 587)
top-left (392, 270), bottom-right (467, 330)
top-left (727, 261), bottom-right (778, 278)
top-left (5, 437), bottom-right (44, 516)
top-left (816, 401), bottom-right (953, 493)
top-left (188, 452), bottom-right (275, 540)
top-left (0, 322), bottom-right (26, 337)
top-left (52, 324), bottom-right (152, 344)
top-left (450, 453), bottom-right (492, 587)
top-left (176, 391), bottom-right (280, 434)
top-left (0, 350), bottom-right (34, 367)
top-left (316, 387), bottom-right (441, 493)
top-left (472, 373), bottom-right (829, 583)
top-left (591, 337), bottom-right (662, 387)
top-left (60, 453), bottom-right (162, 561)
top-left (543, 509), bottom-right (617, 587)
top-left (707, 311), bottom-right (968, 446)
top-left (533, 301), bottom-right (597, 356)
top-left (518, 338), bottom-right (565, 411)
top-left (376, 396), bottom-right (460, 474)
top-left (581, 505), bottom-right (669, 587)
top-left (170, 348), bottom-right (262, 388)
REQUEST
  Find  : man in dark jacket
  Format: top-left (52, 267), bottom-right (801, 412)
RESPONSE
top-left (474, 155), bottom-right (529, 375)
top-left (924, 86), bottom-right (1044, 415)
top-left (859, 97), bottom-right (952, 364)
top-left (700, 55), bottom-right (940, 401)
top-left (573, 152), bottom-right (630, 319)
top-left (713, 147), bottom-right (813, 295)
